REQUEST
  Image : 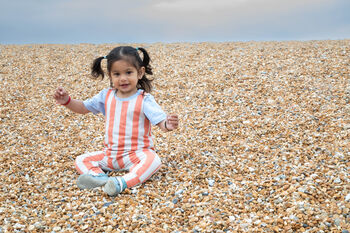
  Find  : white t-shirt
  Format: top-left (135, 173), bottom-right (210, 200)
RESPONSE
top-left (83, 89), bottom-right (166, 125)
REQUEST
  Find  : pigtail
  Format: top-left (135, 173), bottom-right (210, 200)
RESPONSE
top-left (91, 56), bottom-right (106, 79)
top-left (137, 47), bottom-right (153, 75)
top-left (136, 47), bottom-right (153, 93)
top-left (137, 76), bottom-right (153, 93)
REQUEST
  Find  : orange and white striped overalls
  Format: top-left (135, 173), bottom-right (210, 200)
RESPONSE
top-left (75, 89), bottom-right (162, 188)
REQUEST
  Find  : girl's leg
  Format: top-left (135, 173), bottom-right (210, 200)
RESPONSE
top-left (75, 151), bottom-right (110, 189)
top-left (75, 151), bottom-right (109, 175)
top-left (103, 149), bottom-right (162, 196)
top-left (124, 149), bottom-right (162, 188)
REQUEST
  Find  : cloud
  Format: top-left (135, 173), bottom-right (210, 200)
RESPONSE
top-left (138, 0), bottom-right (348, 41)
top-left (0, 0), bottom-right (349, 43)
top-left (0, 0), bottom-right (151, 43)
top-left (153, 0), bottom-right (246, 12)
top-left (147, 0), bottom-right (334, 23)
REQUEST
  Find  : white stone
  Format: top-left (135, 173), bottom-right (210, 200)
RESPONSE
top-left (345, 193), bottom-right (350, 202)
top-left (13, 223), bottom-right (25, 229)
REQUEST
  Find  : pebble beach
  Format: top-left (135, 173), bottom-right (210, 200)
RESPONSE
top-left (0, 40), bottom-right (349, 232)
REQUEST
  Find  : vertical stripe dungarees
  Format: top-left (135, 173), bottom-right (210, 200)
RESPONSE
top-left (75, 90), bottom-right (162, 188)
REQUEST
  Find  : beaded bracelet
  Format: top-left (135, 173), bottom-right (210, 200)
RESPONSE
top-left (62, 96), bottom-right (71, 106)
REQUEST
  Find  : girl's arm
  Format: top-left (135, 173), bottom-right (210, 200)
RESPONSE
top-left (53, 87), bottom-right (90, 114)
top-left (158, 114), bottom-right (179, 132)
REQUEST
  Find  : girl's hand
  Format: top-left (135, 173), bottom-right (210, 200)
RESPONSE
top-left (165, 114), bottom-right (179, 131)
top-left (53, 87), bottom-right (70, 105)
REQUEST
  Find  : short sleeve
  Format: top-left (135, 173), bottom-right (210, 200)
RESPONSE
top-left (143, 94), bottom-right (167, 125)
top-left (83, 89), bottom-right (109, 115)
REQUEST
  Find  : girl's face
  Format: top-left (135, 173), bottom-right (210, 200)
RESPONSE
top-left (109, 59), bottom-right (145, 98)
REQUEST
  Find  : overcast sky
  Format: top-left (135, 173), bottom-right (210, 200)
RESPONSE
top-left (1, 0), bottom-right (349, 44)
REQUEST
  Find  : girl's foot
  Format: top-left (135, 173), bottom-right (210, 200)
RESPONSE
top-left (103, 177), bottom-right (127, 196)
top-left (77, 174), bottom-right (109, 189)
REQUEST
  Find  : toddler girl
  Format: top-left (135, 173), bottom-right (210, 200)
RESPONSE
top-left (53, 46), bottom-right (179, 196)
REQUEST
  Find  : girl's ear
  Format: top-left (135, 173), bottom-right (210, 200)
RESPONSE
top-left (138, 66), bottom-right (145, 79)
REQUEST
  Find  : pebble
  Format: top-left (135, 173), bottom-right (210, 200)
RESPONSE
top-left (175, 189), bottom-right (184, 196)
top-left (325, 222), bottom-right (332, 227)
top-left (13, 223), bottom-right (25, 229)
top-left (208, 179), bottom-right (215, 187)
top-left (53, 226), bottom-right (61, 231)
top-left (334, 218), bottom-right (341, 226)
top-left (1, 40), bottom-right (349, 232)
top-left (103, 202), bottom-right (114, 207)
top-left (202, 191), bottom-right (209, 196)
top-left (334, 177), bottom-right (342, 183)
top-left (346, 193), bottom-right (350, 202)
top-left (229, 216), bottom-right (236, 222)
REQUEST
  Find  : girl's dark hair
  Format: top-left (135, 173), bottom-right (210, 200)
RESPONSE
top-left (91, 46), bottom-right (153, 93)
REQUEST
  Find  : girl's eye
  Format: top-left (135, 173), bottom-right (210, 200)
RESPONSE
top-left (126, 71), bottom-right (132, 75)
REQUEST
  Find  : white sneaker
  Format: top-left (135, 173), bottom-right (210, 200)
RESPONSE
top-left (103, 177), bottom-right (126, 196)
top-left (77, 174), bottom-right (109, 190)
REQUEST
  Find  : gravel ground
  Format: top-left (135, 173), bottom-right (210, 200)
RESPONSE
top-left (0, 40), bottom-right (349, 232)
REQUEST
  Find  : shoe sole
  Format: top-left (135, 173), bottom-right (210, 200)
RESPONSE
top-left (103, 179), bottom-right (119, 196)
top-left (77, 174), bottom-right (108, 190)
